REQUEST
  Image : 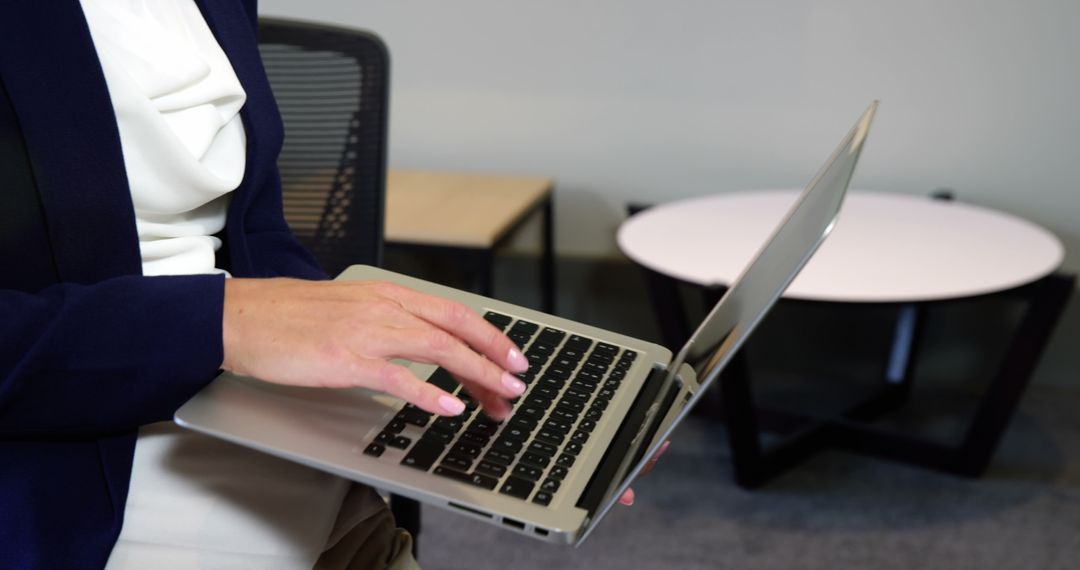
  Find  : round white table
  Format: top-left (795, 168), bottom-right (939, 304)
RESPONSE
top-left (617, 190), bottom-right (1064, 303)
top-left (617, 190), bottom-right (1073, 487)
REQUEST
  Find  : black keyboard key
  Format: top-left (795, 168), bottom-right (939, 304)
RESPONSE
top-left (622, 349), bottom-right (638, 361)
top-left (577, 420), bottom-right (596, 433)
top-left (608, 369), bottom-right (627, 381)
top-left (556, 453), bottom-right (576, 468)
top-left (529, 342), bottom-right (557, 355)
top-left (501, 426), bottom-right (530, 442)
top-left (545, 366), bottom-right (573, 380)
top-left (564, 441), bottom-right (584, 455)
top-left (565, 335), bottom-right (593, 351)
top-left (524, 395), bottom-right (553, 410)
top-left (385, 420), bottom-right (406, 434)
top-left (549, 465), bottom-right (569, 480)
top-left (556, 399), bottom-right (584, 413)
top-left (550, 407), bottom-right (578, 423)
top-left (603, 379), bottom-right (622, 392)
top-left (520, 452), bottom-right (551, 469)
top-left (532, 491), bottom-right (553, 506)
top-left (534, 385), bottom-right (560, 400)
top-left (552, 356), bottom-right (578, 370)
top-left (528, 441), bottom-right (558, 457)
top-left (401, 440), bottom-right (444, 470)
top-left (562, 388), bottom-right (590, 403)
top-left (536, 429), bottom-right (565, 446)
top-left (397, 406), bottom-right (432, 427)
top-left (596, 387), bottom-right (616, 401)
top-left (540, 478), bottom-right (561, 493)
top-left (513, 463), bottom-right (544, 481)
top-left (614, 358), bottom-right (634, 371)
top-left (558, 347), bottom-right (586, 361)
top-left (452, 441), bottom-right (483, 459)
top-left (484, 449), bottom-right (516, 466)
top-left (539, 376), bottom-right (566, 390)
top-left (459, 431), bottom-right (490, 446)
top-left (510, 320), bottom-right (539, 335)
top-left (575, 369), bottom-right (604, 384)
top-left (433, 466), bottom-right (498, 490)
top-left (363, 443), bottom-right (385, 457)
top-left (508, 416), bottom-right (538, 432)
top-left (536, 327), bottom-right (566, 345)
top-left (484, 311), bottom-right (513, 330)
top-left (432, 417), bottom-right (465, 433)
top-left (581, 361), bottom-right (610, 375)
top-left (491, 438), bottom-right (523, 454)
top-left (570, 430), bottom-right (590, 444)
top-left (594, 342), bottom-right (619, 356)
top-left (499, 476), bottom-right (535, 500)
top-left (441, 453), bottom-right (473, 472)
top-left (543, 419), bottom-right (573, 435)
top-left (584, 407), bottom-right (603, 421)
top-left (421, 429), bottom-right (454, 445)
top-left (508, 331), bottom-right (532, 347)
top-left (389, 435), bottom-right (411, 449)
top-left (475, 460), bottom-right (507, 478)
top-left (517, 404), bottom-right (545, 419)
top-left (374, 431), bottom-right (393, 444)
top-left (591, 399), bottom-right (609, 411)
top-left (426, 368), bottom-right (460, 393)
top-left (571, 379), bottom-right (598, 393)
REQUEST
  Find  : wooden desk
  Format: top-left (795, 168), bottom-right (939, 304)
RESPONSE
top-left (385, 170), bottom-right (556, 312)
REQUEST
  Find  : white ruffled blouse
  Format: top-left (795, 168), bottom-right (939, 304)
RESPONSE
top-left (78, 0), bottom-right (350, 567)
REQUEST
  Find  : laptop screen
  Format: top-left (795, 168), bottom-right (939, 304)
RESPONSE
top-left (672, 101), bottom-right (876, 388)
top-left (578, 102), bottom-right (877, 545)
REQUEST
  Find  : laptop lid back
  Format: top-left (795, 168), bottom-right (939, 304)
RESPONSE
top-left (577, 101), bottom-right (877, 544)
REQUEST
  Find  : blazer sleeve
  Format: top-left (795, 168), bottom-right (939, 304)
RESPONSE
top-left (0, 274), bottom-right (225, 437)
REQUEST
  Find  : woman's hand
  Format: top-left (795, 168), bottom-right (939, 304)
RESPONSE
top-left (221, 278), bottom-right (529, 419)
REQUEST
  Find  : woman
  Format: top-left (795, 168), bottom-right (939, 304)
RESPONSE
top-left (0, 1), bottom-right (529, 568)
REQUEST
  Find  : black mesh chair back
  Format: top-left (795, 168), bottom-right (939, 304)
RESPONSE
top-left (257, 18), bottom-right (389, 275)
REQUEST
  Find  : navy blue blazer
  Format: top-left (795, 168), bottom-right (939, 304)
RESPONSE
top-left (0, 1), bottom-right (326, 567)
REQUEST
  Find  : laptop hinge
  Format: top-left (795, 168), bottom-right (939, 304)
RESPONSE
top-left (575, 365), bottom-right (679, 515)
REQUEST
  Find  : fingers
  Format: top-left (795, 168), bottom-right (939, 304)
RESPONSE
top-left (355, 359), bottom-right (465, 416)
top-left (384, 285), bottom-right (529, 374)
top-left (619, 488), bottom-right (635, 506)
top-left (364, 313), bottom-right (527, 403)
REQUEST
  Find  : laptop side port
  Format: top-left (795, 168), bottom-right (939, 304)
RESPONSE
top-left (448, 502), bottom-right (492, 519)
top-left (502, 517), bottom-right (525, 530)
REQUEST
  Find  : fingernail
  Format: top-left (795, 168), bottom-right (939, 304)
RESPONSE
top-left (501, 372), bottom-right (526, 396)
top-left (507, 348), bottom-right (529, 373)
top-left (438, 395), bottom-right (465, 415)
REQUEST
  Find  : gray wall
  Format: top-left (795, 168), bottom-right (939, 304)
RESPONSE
top-left (261, 0), bottom-right (1078, 386)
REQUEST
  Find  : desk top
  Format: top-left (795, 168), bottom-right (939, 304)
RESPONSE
top-left (385, 170), bottom-right (553, 248)
top-left (617, 190), bottom-right (1064, 303)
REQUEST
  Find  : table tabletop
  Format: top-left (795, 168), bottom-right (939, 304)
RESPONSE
top-left (617, 190), bottom-right (1064, 303)
top-left (385, 169), bottom-right (553, 249)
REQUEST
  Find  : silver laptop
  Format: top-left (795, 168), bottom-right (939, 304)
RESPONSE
top-left (175, 102), bottom-right (877, 545)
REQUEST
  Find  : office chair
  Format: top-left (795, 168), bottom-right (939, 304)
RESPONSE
top-left (257, 17), bottom-right (423, 554)
top-left (258, 17), bottom-right (388, 276)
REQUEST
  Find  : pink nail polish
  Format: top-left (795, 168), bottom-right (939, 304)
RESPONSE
top-left (507, 348), bottom-right (529, 373)
top-left (501, 372), bottom-right (526, 396)
top-left (438, 395), bottom-right (465, 415)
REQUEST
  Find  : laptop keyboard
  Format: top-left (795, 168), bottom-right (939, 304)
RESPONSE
top-left (362, 311), bottom-right (637, 507)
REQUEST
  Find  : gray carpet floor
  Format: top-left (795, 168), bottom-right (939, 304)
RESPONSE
top-left (415, 385), bottom-right (1080, 569)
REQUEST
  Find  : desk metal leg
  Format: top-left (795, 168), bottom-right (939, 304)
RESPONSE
top-left (956, 272), bottom-right (1075, 476)
top-left (726, 273), bottom-right (1074, 488)
top-left (540, 195), bottom-right (556, 314)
